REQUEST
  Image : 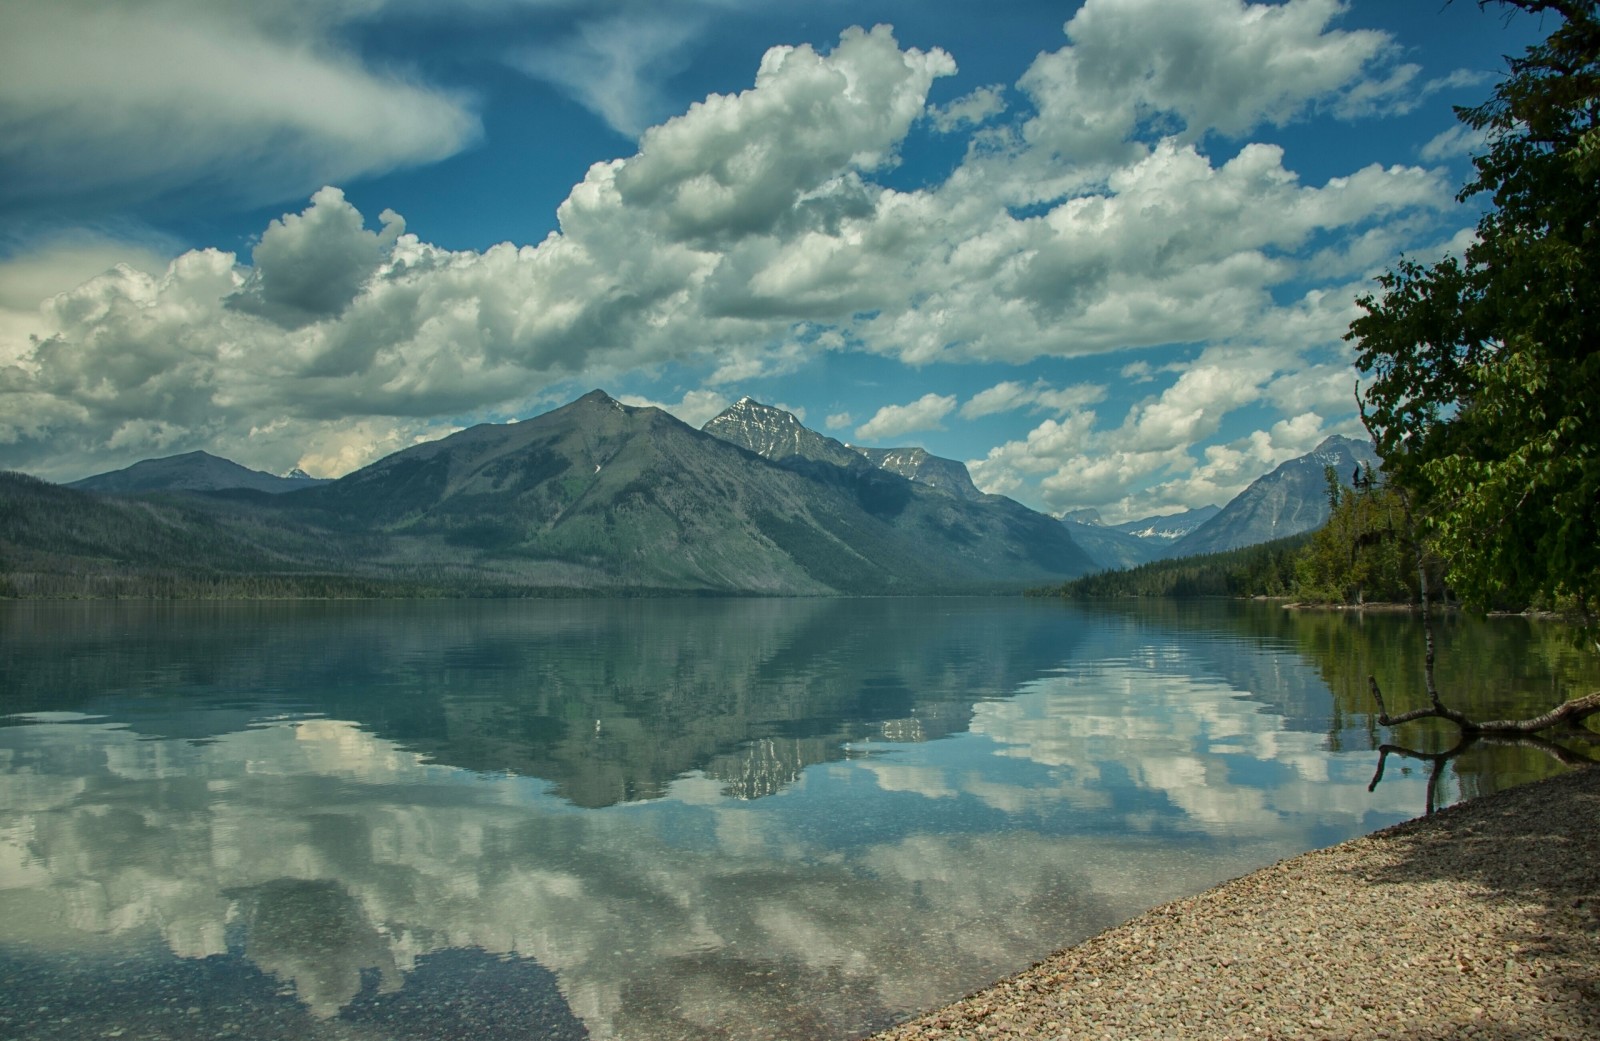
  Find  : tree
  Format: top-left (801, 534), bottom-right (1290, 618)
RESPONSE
top-left (1349, 0), bottom-right (1600, 617)
top-left (1348, 1), bottom-right (1600, 741)
top-left (1293, 466), bottom-right (1422, 605)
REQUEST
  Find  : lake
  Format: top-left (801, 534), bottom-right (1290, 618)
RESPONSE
top-left (2, 597), bottom-right (1596, 1040)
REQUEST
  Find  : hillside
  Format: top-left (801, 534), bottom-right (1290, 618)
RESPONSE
top-left (69, 451), bottom-right (328, 494)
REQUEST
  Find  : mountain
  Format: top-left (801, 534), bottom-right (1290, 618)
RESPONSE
top-left (1058, 520), bottom-right (1169, 571)
top-left (701, 399), bottom-right (989, 501)
top-left (1055, 506), bottom-right (1224, 573)
top-left (1109, 505), bottom-right (1221, 540)
top-left (701, 397), bottom-right (867, 471)
top-left (1168, 435), bottom-right (1380, 557)
top-left (700, 397), bottom-right (1094, 584)
top-left (8, 392), bottom-right (1095, 597)
top-left (0, 470), bottom-right (390, 599)
top-left (68, 451), bottom-right (328, 494)
top-left (280, 390), bottom-right (1093, 593)
top-left (849, 446), bottom-right (986, 501)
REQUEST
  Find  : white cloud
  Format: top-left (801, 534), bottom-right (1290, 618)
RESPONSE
top-left (1420, 123), bottom-right (1489, 162)
top-left (855, 393), bottom-right (957, 442)
top-left (0, 6), bottom-right (1470, 505)
top-left (0, 1), bottom-right (479, 215)
top-left (851, 140), bottom-right (1449, 366)
top-left (510, 13), bottom-right (700, 138)
top-left (967, 345), bottom-right (1325, 519)
top-left (0, 232), bottom-right (175, 366)
top-left (617, 389), bottom-right (733, 429)
top-left (928, 85), bottom-right (1006, 133)
top-left (960, 379), bottom-right (1105, 420)
top-left (590, 25), bottom-right (955, 246)
top-left (1017, 0), bottom-right (1403, 166)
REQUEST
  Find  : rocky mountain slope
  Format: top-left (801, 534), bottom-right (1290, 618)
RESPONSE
top-left (699, 397), bottom-right (1093, 586)
top-left (849, 446), bottom-right (986, 500)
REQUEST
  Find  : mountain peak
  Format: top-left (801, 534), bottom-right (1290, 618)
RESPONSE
top-left (852, 445), bottom-right (986, 501)
top-left (702, 398), bottom-right (862, 469)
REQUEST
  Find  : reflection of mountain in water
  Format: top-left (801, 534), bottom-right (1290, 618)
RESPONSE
top-left (0, 598), bottom-right (1083, 807)
top-left (7, 598), bottom-right (1592, 1041)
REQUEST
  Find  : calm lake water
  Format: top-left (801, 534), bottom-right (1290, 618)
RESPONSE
top-left (2, 597), bottom-right (1597, 1041)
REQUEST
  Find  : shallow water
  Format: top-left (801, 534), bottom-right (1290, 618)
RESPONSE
top-left (1, 597), bottom-right (1594, 1040)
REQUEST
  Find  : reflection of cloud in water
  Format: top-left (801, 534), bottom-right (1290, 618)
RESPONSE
top-left (963, 660), bottom-right (1416, 831)
top-left (0, 704), bottom-right (1387, 1040)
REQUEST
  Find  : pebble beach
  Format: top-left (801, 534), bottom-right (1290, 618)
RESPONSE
top-left (869, 766), bottom-right (1600, 1041)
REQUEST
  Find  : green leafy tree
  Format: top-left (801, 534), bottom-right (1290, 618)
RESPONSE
top-left (1294, 466), bottom-right (1421, 605)
top-left (1347, 1), bottom-right (1600, 742)
top-left (1349, 0), bottom-right (1600, 618)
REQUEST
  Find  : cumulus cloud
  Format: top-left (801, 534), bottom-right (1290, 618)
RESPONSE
top-left (851, 140), bottom-right (1448, 366)
top-left (855, 393), bottom-right (957, 441)
top-left (928, 85), bottom-right (1006, 133)
top-left (967, 344), bottom-right (1348, 519)
top-left (960, 379), bottom-right (1105, 420)
top-left (1016, 0), bottom-right (1402, 167)
top-left (0, 0), bottom-right (478, 217)
top-left (0, 6), bottom-right (1470, 506)
top-left (617, 389), bottom-right (734, 429)
top-left (1420, 123), bottom-right (1490, 162)
top-left (228, 187), bottom-right (406, 330)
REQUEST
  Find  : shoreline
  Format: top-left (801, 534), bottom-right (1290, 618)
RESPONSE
top-left (869, 767), bottom-right (1600, 1040)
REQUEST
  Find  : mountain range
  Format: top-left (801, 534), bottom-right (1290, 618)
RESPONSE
top-left (1059, 435), bottom-right (1377, 568)
top-left (1, 392), bottom-right (1378, 595)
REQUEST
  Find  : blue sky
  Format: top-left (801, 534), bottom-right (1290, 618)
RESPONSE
top-left (0, 0), bottom-right (1550, 521)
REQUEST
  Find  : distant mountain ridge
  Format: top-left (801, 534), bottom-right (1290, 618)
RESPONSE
top-left (1110, 505), bottom-right (1220, 540)
top-left (1167, 435), bottom-right (1379, 558)
top-left (68, 451), bottom-right (329, 494)
top-left (1056, 441), bottom-right (1376, 573)
top-left (22, 398), bottom-right (1378, 593)
top-left (13, 391), bottom-right (1095, 596)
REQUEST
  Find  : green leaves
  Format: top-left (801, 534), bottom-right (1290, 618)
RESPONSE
top-left (1350, 1), bottom-right (1600, 619)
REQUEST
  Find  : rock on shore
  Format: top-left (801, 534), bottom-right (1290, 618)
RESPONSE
top-left (871, 767), bottom-right (1600, 1041)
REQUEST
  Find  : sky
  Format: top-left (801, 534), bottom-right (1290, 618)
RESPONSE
top-left (0, 0), bottom-right (1553, 522)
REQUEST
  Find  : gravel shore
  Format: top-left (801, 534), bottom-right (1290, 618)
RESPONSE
top-left (869, 767), bottom-right (1600, 1041)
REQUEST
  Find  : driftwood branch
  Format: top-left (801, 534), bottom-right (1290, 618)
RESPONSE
top-left (1367, 733), bottom-right (1600, 815)
top-left (1367, 674), bottom-right (1600, 734)
top-left (1364, 500), bottom-right (1600, 740)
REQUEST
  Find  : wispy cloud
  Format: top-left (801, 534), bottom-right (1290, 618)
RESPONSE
top-left (509, 13), bottom-right (702, 138)
top-left (0, 1), bottom-right (479, 219)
